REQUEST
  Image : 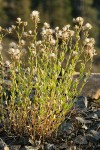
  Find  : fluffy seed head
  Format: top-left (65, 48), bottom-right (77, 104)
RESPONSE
top-left (62, 31), bottom-right (70, 39)
top-left (30, 11), bottom-right (40, 23)
top-left (9, 42), bottom-right (17, 49)
top-left (20, 40), bottom-right (25, 46)
top-left (31, 11), bottom-right (39, 17)
top-left (7, 27), bottom-right (13, 33)
top-left (36, 40), bottom-right (42, 46)
top-left (84, 38), bottom-right (95, 45)
top-left (55, 27), bottom-right (59, 31)
top-left (44, 22), bottom-right (50, 29)
top-left (57, 30), bottom-right (62, 38)
top-left (11, 25), bottom-right (16, 29)
top-left (14, 49), bottom-right (20, 55)
top-left (5, 61), bottom-right (11, 67)
top-left (84, 38), bottom-right (96, 58)
top-left (16, 18), bottom-right (22, 24)
top-left (8, 48), bottom-right (15, 54)
top-left (62, 25), bottom-right (70, 31)
top-left (23, 32), bottom-right (28, 37)
top-left (83, 23), bottom-right (92, 30)
top-left (73, 17), bottom-right (84, 26)
top-left (28, 30), bottom-right (32, 34)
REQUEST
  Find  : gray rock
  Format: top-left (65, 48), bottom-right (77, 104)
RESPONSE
top-left (87, 110), bottom-right (100, 119)
top-left (86, 133), bottom-right (97, 143)
top-left (90, 122), bottom-right (100, 130)
top-left (58, 120), bottom-right (73, 135)
top-left (76, 117), bottom-right (86, 124)
top-left (75, 96), bottom-right (88, 109)
top-left (78, 73), bottom-right (100, 100)
top-left (95, 110), bottom-right (100, 118)
top-left (59, 143), bottom-right (76, 150)
top-left (0, 138), bottom-right (9, 150)
top-left (86, 130), bottom-right (100, 143)
top-left (21, 146), bottom-right (39, 150)
top-left (9, 145), bottom-right (21, 150)
top-left (13, 136), bottom-right (29, 145)
top-left (76, 117), bottom-right (92, 124)
top-left (90, 130), bottom-right (100, 141)
top-left (44, 143), bottom-right (55, 150)
top-left (87, 113), bottom-right (98, 119)
top-left (74, 135), bottom-right (88, 145)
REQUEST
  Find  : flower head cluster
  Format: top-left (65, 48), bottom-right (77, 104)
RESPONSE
top-left (16, 18), bottom-right (23, 25)
top-left (41, 22), bottom-right (56, 45)
top-left (6, 27), bottom-right (13, 34)
top-left (8, 42), bottom-right (21, 60)
top-left (84, 38), bottom-right (96, 58)
top-left (20, 39), bottom-right (25, 46)
top-left (30, 11), bottom-right (40, 23)
top-left (44, 22), bottom-right (50, 29)
top-left (62, 25), bottom-right (70, 31)
top-left (8, 48), bottom-right (21, 60)
top-left (73, 17), bottom-right (84, 26)
top-left (83, 23), bottom-right (92, 30)
top-left (36, 40), bottom-right (42, 46)
top-left (55, 25), bottom-right (74, 40)
top-left (16, 18), bottom-right (28, 27)
top-left (4, 60), bottom-right (11, 68)
top-left (9, 42), bottom-right (17, 49)
top-left (8, 40), bottom-right (26, 59)
top-left (0, 26), bottom-right (13, 35)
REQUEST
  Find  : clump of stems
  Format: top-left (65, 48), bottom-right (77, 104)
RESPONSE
top-left (0, 12), bottom-right (96, 141)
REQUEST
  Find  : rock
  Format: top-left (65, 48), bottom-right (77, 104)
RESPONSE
top-left (86, 130), bottom-right (100, 143)
top-left (14, 136), bottom-right (29, 146)
top-left (44, 143), bottom-right (55, 150)
top-left (75, 96), bottom-right (88, 109)
top-left (76, 117), bottom-right (92, 125)
top-left (21, 146), bottom-right (39, 150)
top-left (81, 73), bottom-right (100, 100)
top-left (0, 138), bottom-right (9, 150)
top-left (86, 133), bottom-right (97, 143)
top-left (95, 110), bottom-right (100, 118)
top-left (76, 117), bottom-right (86, 124)
top-left (9, 145), bottom-right (21, 150)
top-left (58, 121), bottom-right (73, 136)
top-left (87, 112), bottom-right (98, 119)
top-left (90, 122), bottom-right (100, 131)
top-left (74, 135), bottom-right (88, 145)
top-left (59, 143), bottom-right (76, 150)
top-left (73, 73), bottom-right (100, 100)
top-left (92, 89), bottom-right (100, 100)
top-left (90, 130), bottom-right (100, 141)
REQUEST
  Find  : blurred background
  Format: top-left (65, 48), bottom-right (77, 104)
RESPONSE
top-left (0, 0), bottom-right (100, 72)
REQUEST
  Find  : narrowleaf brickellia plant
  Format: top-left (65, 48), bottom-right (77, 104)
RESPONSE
top-left (0, 11), bottom-right (96, 141)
